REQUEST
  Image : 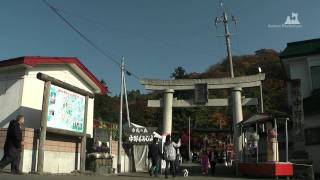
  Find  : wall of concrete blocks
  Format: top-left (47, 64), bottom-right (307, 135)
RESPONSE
top-left (1, 129), bottom-right (131, 173)
top-left (0, 128), bottom-right (81, 173)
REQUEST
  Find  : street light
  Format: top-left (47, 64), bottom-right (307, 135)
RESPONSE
top-left (256, 66), bottom-right (264, 164)
top-left (258, 67), bottom-right (264, 113)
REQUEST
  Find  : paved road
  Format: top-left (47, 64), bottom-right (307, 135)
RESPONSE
top-left (0, 163), bottom-right (276, 180)
top-left (0, 173), bottom-right (273, 180)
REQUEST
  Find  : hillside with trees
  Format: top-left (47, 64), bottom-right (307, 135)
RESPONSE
top-left (94, 49), bottom-right (288, 133)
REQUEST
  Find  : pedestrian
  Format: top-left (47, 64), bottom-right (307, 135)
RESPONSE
top-left (148, 137), bottom-right (162, 177)
top-left (163, 135), bottom-right (181, 178)
top-left (209, 148), bottom-right (216, 175)
top-left (0, 115), bottom-right (24, 174)
top-left (200, 149), bottom-right (209, 175)
top-left (175, 147), bottom-right (182, 171)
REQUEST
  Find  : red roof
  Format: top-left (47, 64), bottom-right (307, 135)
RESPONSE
top-left (0, 56), bottom-right (108, 94)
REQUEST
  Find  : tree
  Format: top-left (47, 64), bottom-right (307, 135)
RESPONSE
top-left (94, 48), bottom-right (289, 134)
top-left (171, 66), bottom-right (188, 79)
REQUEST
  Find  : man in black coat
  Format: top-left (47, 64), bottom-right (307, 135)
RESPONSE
top-left (0, 115), bottom-right (24, 174)
top-left (148, 137), bottom-right (162, 177)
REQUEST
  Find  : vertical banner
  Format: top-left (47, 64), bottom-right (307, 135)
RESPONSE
top-left (290, 80), bottom-right (304, 140)
top-left (47, 84), bottom-right (85, 133)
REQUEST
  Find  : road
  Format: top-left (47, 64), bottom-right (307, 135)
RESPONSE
top-left (0, 164), bottom-right (276, 180)
top-left (0, 173), bottom-right (274, 180)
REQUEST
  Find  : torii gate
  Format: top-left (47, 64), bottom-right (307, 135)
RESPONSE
top-left (140, 73), bottom-right (265, 162)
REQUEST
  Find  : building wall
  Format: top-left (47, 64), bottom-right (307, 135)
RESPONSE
top-left (307, 55), bottom-right (320, 91)
top-left (304, 114), bottom-right (320, 173)
top-left (110, 140), bottom-right (131, 173)
top-left (0, 128), bottom-right (81, 173)
top-left (307, 55), bottom-right (320, 67)
top-left (289, 59), bottom-right (311, 98)
top-left (284, 54), bottom-right (320, 174)
top-left (0, 68), bottom-right (24, 128)
top-left (21, 149), bottom-right (80, 173)
top-left (305, 114), bottom-right (320, 129)
top-left (285, 55), bottom-right (320, 98)
top-left (0, 64), bottom-right (101, 173)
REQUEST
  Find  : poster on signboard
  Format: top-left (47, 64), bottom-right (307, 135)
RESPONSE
top-left (47, 84), bottom-right (85, 133)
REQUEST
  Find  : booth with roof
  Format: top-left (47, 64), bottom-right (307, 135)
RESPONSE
top-left (238, 114), bottom-right (293, 178)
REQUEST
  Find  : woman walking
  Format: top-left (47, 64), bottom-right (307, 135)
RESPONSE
top-left (200, 149), bottom-right (210, 175)
top-left (163, 135), bottom-right (181, 178)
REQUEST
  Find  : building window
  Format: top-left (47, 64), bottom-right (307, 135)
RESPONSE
top-left (305, 127), bottom-right (320, 145)
top-left (311, 66), bottom-right (320, 90)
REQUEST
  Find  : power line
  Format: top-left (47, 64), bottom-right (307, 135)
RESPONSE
top-left (42, 0), bottom-right (140, 80)
top-left (53, 6), bottom-right (217, 61)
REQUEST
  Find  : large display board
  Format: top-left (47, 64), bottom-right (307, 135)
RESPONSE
top-left (47, 84), bottom-right (85, 133)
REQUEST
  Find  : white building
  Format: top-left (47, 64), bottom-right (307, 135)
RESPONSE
top-left (0, 56), bottom-right (107, 173)
top-left (280, 38), bottom-right (320, 174)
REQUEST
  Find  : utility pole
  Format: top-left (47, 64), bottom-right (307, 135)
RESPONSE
top-left (117, 58), bottom-right (124, 173)
top-left (215, 1), bottom-right (242, 175)
top-left (188, 116), bottom-right (191, 162)
top-left (215, 2), bottom-right (237, 78)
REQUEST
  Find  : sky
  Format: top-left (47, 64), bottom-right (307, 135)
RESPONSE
top-left (0, 0), bottom-right (319, 95)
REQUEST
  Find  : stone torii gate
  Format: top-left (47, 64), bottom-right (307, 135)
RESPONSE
top-left (140, 73), bottom-right (265, 162)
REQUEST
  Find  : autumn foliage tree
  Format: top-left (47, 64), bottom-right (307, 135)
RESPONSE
top-left (94, 49), bottom-right (288, 133)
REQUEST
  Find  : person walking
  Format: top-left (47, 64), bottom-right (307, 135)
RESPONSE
top-left (209, 148), bottom-right (217, 175)
top-left (200, 149), bottom-right (210, 175)
top-left (0, 115), bottom-right (24, 174)
top-left (148, 137), bottom-right (162, 177)
top-left (163, 135), bottom-right (181, 178)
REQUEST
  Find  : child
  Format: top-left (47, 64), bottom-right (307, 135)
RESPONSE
top-left (200, 149), bottom-right (210, 175)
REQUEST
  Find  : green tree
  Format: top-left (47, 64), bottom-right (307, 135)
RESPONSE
top-left (171, 66), bottom-right (188, 79)
top-left (94, 48), bottom-right (288, 133)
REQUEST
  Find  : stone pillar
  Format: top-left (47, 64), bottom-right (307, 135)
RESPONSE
top-left (232, 87), bottom-right (243, 162)
top-left (162, 89), bottom-right (174, 140)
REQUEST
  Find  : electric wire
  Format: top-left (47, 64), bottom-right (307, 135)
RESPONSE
top-left (42, 0), bottom-right (141, 80)
top-left (52, 6), bottom-right (216, 63)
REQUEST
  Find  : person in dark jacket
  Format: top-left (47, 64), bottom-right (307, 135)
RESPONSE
top-left (209, 149), bottom-right (217, 175)
top-left (0, 115), bottom-right (24, 174)
top-left (148, 137), bottom-right (162, 177)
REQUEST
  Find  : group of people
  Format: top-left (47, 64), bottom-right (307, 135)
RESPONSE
top-left (148, 134), bottom-right (181, 178)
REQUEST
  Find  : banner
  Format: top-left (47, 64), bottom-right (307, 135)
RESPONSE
top-left (47, 84), bottom-right (85, 133)
top-left (125, 126), bottom-right (157, 144)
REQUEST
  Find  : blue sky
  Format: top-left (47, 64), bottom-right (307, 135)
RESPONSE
top-left (0, 0), bottom-right (319, 95)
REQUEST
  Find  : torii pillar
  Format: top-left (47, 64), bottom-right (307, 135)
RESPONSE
top-left (163, 89), bottom-right (174, 139)
top-left (233, 87), bottom-right (243, 162)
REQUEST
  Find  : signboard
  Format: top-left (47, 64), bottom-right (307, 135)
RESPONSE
top-left (125, 126), bottom-right (157, 144)
top-left (290, 79), bottom-right (304, 140)
top-left (47, 84), bottom-right (85, 133)
top-left (194, 83), bottom-right (208, 104)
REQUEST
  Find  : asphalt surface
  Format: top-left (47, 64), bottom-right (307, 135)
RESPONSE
top-left (0, 163), bottom-right (282, 180)
top-left (0, 173), bottom-right (274, 180)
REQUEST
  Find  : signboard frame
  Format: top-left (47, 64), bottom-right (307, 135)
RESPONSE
top-left (36, 72), bottom-right (93, 173)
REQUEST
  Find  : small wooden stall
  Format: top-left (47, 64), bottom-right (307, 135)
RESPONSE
top-left (238, 114), bottom-right (293, 179)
